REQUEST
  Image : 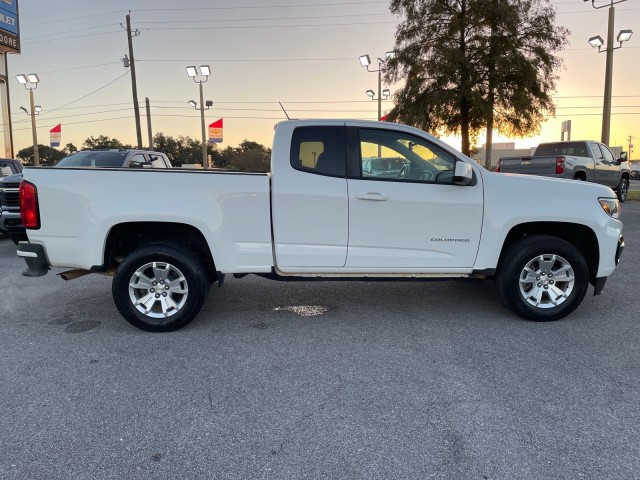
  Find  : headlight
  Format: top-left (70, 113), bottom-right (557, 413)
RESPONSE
top-left (599, 198), bottom-right (620, 219)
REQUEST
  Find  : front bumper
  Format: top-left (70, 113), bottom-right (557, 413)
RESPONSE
top-left (594, 234), bottom-right (625, 296)
top-left (0, 210), bottom-right (25, 235)
top-left (17, 242), bottom-right (50, 277)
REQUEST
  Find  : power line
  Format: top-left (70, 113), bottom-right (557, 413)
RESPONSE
top-left (131, 1), bottom-right (390, 12)
top-left (22, 11), bottom-right (125, 27)
top-left (40, 71), bottom-right (131, 119)
top-left (139, 20), bottom-right (398, 30)
top-left (23, 24), bottom-right (120, 41)
top-left (38, 62), bottom-right (122, 75)
top-left (135, 12), bottom-right (392, 25)
top-left (22, 30), bottom-right (122, 46)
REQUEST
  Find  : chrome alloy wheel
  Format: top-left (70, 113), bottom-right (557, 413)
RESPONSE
top-left (128, 262), bottom-right (189, 318)
top-left (518, 254), bottom-right (575, 309)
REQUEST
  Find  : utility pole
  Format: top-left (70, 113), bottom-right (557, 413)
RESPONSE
top-left (628, 135), bottom-right (635, 160)
top-left (0, 53), bottom-right (14, 158)
top-left (125, 13), bottom-right (143, 149)
top-left (145, 97), bottom-right (153, 149)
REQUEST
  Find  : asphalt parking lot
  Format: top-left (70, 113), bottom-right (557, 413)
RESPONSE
top-left (1, 203), bottom-right (639, 480)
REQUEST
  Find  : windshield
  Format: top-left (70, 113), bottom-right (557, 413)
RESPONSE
top-left (55, 151), bottom-right (128, 168)
top-left (1, 162), bottom-right (19, 178)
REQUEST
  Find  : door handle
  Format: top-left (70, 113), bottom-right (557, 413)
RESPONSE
top-left (355, 193), bottom-right (388, 201)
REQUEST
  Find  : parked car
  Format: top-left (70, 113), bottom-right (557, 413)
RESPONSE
top-left (497, 141), bottom-right (630, 201)
top-left (1, 150), bottom-right (171, 244)
top-left (630, 163), bottom-right (640, 180)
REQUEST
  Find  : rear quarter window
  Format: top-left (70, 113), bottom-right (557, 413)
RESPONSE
top-left (290, 126), bottom-right (346, 177)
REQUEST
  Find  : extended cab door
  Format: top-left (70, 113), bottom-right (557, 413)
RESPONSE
top-left (346, 127), bottom-right (483, 269)
top-left (271, 124), bottom-right (349, 269)
top-left (596, 143), bottom-right (620, 187)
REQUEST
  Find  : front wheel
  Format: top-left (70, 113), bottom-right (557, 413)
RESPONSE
top-left (616, 177), bottom-right (629, 203)
top-left (112, 244), bottom-right (210, 332)
top-left (496, 235), bottom-right (589, 322)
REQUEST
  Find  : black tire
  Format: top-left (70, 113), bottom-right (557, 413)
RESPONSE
top-left (616, 176), bottom-right (629, 203)
top-left (112, 244), bottom-right (210, 332)
top-left (496, 235), bottom-right (589, 322)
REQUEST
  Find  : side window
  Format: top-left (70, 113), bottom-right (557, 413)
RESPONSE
top-left (128, 153), bottom-right (148, 168)
top-left (600, 145), bottom-right (615, 162)
top-left (149, 154), bottom-right (166, 168)
top-left (590, 144), bottom-right (604, 160)
top-left (290, 126), bottom-right (346, 177)
top-left (359, 129), bottom-right (455, 184)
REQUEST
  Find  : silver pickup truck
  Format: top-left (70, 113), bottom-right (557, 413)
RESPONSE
top-left (497, 141), bottom-right (630, 202)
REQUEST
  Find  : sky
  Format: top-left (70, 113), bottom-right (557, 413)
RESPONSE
top-left (2, 0), bottom-right (640, 159)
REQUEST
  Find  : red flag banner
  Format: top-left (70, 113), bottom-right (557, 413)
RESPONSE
top-left (209, 118), bottom-right (223, 143)
top-left (50, 123), bottom-right (61, 147)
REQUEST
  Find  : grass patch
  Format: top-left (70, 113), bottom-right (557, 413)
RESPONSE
top-left (626, 191), bottom-right (640, 202)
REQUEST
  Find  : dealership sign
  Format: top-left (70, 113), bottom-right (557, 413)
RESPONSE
top-left (0, 0), bottom-right (19, 53)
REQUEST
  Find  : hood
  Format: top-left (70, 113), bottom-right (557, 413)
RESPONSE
top-left (481, 170), bottom-right (616, 199)
top-left (0, 172), bottom-right (23, 186)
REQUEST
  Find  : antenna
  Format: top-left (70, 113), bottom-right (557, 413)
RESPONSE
top-left (278, 101), bottom-right (290, 120)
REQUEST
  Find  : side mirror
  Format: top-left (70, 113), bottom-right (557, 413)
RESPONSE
top-left (619, 151), bottom-right (628, 162)
top-left (453, 161), bottom-right (474, 186)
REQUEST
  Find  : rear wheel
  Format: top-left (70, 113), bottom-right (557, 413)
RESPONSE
top-left (496, 235), bottom-right (589, 322)
top-left (112, 244), bottom-right (209, 332)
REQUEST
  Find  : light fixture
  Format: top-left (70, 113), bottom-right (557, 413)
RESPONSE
top-left (359, 55), bottom-right (371, 67)
top-left (186, 64), bottom-right (213, 168)
top-left (385, 51), bottom-right (395, 59)
top-left (205, 100), bottom-right (213, 107)
top-left (16, 73), bottom-right (42, 165)
top-left (617, 29), bottom-right (633, 42)
top-left (589, 35), bottom-right (604, 48)
top-left (382, 88), bottom-right (391, 97)
top-left (366, 89), bottom-right (375, 98)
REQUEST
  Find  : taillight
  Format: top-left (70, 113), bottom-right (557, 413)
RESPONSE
top-left (555, 156), bottom-right (565, 175)
top-left (496, 160), bottom-right (501, 172)
top-left (20, 180), bottom-right (40, 229)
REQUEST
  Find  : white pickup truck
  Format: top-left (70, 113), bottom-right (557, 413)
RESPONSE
top-left (17, 120), bottom-right (624, 332)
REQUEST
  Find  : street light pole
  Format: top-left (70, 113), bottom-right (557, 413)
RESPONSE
top-left (602, 5), bottom-right (615, 145)
top-left (29, 89), bottom-right (39, 166)
top-left (16, 73), bottom-right (41, 166)
top-left (359, 52), bottom-right (394, 121)
top-left (199, 81), bottom-right (207, 168)
top-left (585, 0), bottom-right (632, 146)
top-left (187, 65), bottom-right (211, 169)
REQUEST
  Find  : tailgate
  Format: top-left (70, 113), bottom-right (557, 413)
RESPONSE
top-left (499, 156), bottom-right (557, 175)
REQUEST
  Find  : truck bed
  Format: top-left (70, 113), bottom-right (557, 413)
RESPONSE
top-left (22, 167), bottom-right (274, 273)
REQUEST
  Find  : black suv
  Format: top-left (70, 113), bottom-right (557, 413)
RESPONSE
top-left (0, 150), bottom-right (171, 244)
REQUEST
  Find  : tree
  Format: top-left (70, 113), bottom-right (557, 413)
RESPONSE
top-left (82, 135), bottom-right (132, 150)
top-left (63, 143), bottom-right (78, 155)
top-left (385, 0), bottom-right (568, 158)
top-left (152, 132), bottom-right (218, 167)
top-left (16, 145), bottom-right (66, 166)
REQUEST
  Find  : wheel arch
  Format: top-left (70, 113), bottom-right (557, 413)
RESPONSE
top-left (101, 221), bottom-right (217, 281)
top-left (573, 169), bottom-right (587, 181)
top-left (497, 222), bottom-right (599, 284)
